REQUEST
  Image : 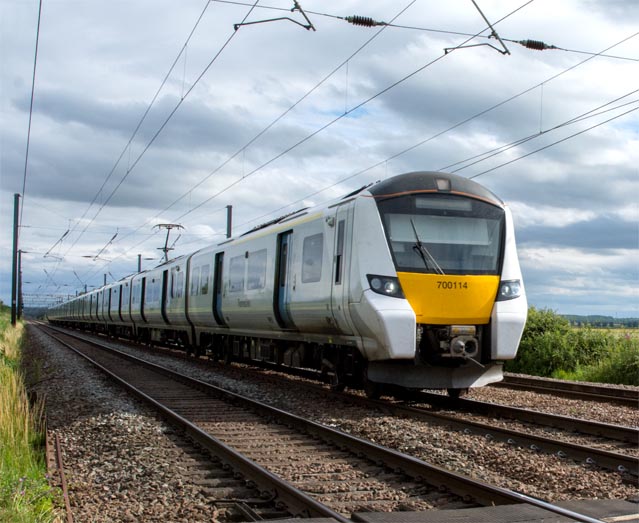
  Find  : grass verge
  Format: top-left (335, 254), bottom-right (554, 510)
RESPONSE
top-left (0, 307), bottom-right (57, 522)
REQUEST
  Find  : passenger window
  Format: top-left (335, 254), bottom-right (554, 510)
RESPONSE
top-left (190, 267), bottom-right (201, 296)
top-left (302, 233), bottom-right (323, 283)
top-left (200, 264), bottom-right (210, 295)
top-left (247, 249), bottom-right (267, 290)
top-left (229, 256), bottom-right (245, 292)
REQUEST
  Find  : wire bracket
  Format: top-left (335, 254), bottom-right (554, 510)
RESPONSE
top-left (234, 1), bottom-right (316, 32)
top-left (446, 0), bottom-right (510, 56)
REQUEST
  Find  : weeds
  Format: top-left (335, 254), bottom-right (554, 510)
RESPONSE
top-left (0, 307), bottom-right (57, 522)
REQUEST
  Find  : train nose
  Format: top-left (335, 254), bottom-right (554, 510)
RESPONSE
top-left (450, 336), bottom-right (479, 358)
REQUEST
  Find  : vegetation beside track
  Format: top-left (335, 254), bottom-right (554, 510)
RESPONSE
top-left (0, 306), bottom-right (56, 522)
top-left (505, 307), bottom-right (639, 386)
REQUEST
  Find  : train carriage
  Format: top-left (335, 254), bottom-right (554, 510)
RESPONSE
top-left (49, 171), bottom-right (527, 396)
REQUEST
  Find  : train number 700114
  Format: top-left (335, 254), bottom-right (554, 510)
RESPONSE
top-left (437, 281), bottom-right (468, 290)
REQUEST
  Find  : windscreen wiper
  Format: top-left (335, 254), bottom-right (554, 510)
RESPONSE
top-left (410, 219), bottom-right (445, 275)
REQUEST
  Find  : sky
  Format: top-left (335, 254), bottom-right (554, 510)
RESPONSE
top-left (1, 0), bottom-right (638, 317)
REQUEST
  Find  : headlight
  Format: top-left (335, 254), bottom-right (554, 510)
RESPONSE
top-left (497, 279), bottom-right (522, 301)
top-left (367, 274), bottom-right (404, 298)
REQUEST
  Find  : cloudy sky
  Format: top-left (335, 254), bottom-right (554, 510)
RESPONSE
top-left (1, 0), bottom-right (637, 316)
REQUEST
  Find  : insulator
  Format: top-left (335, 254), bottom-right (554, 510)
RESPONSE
top-left (346, 15), bottom-right (380, 27)
top-left (518, 39), bottom-right (555, 51)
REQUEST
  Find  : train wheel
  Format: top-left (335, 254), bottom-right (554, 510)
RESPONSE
top-left (223, 339), bottom-right (232, 365)
top-left (329, 372), bottom-right (346, 392)
top-left (364, 380), bottom-right (382, 399)
top-left (447, 388), bottom-right (468, 399)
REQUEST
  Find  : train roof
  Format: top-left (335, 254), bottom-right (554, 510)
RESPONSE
top-left (368, 171), bottom-right (504, 207)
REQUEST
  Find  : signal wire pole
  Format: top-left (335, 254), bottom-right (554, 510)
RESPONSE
top-left (11, 194), bottom-right (20, 326)
top-left (155, 223), bottom-right (184, 263)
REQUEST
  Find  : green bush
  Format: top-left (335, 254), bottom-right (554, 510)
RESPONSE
top-left (579, 336), bottom-right (639, 385)
top-left (505, 307), bottom-right (575, 375)
top-left (505, 307), bottom-right (639, 385)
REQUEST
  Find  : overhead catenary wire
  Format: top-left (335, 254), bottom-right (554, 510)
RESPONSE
top-left (442, 93), bottom-right (639, 174)
top-left (236, 97), bottom-right (637, 238)
top-left (61, 0), bottom-right (258, 261)
top-left (67, 0), bottom-right (213, 233)
top-left (334, 29), bottom-right (639, 189)
top-left (213, 0), bottom-right (638, 61)
top-left (230, 31), bottom-right (638, 235)
top-left (70, 0), bottom-right (536, 285)
top-left (31, 6), bottom-right (636, 294)
top-left (43, 0), bottom-right (215, 286)
top-left (71, 0), bottom-right (416, 288)
top-left (169, 0), bottom-right (535, 224)
top-left (468, 106), bottom-right (638, 180)
top-left (47, 0), bottom-right (258, 287)
top-left (19, 0), bottom-right (43, 229)
top-left (103, 0), bottom-right (416, 249)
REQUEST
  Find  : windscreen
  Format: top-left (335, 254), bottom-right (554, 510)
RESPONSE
top-left (376, 194), bottom-right (504, 275)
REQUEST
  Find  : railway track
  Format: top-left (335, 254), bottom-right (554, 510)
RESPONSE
top-left (38, 324), bottom-right (610, 523)
top-left (46, 325), bottom-right (638, 477)
top-left (411, 390), bottom-right (638, 445)
top-left (495, 374), bottom-right (639, 406)
top-left (339, 393), bottom-right (638, 480)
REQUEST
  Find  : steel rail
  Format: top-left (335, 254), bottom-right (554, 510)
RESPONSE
top-left (323, 390), bottom-right (637, 479)
top-left (235, 370), bottom-right (638, 478)
top-left (43, 328), bottom-right (349, 522)
top-left (54, 434), bottom-right (74, 523)
top-left (496, 374), bottom-right (639, 406)
top-left (41, 325), bottom-right (609, 523)
top-left (45, 424), bottom-right (74, 523)
top-left (413, 391), bottom-right (638, 444)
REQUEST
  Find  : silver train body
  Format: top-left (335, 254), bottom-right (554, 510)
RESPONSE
top-left (48, 171), bottom-right (527, 395)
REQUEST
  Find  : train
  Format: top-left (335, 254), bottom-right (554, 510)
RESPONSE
top-left (47, 171), bottom-right (528, 398)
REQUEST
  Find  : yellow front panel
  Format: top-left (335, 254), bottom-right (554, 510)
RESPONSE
top-left (397, 272), bottom-right (499, 325)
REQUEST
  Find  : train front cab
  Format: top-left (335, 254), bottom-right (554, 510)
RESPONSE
top-left (363, 172), bottom-right (527, 392)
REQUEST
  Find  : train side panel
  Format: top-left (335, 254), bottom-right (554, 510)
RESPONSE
top-left (221, 233), bottom-right (279, 332)
top-left (285, 214), bottom-right (341, 334)
top-left (187, 247), bottom-right (218, 327)
top-left (491, 206), bottom-right (527, 359)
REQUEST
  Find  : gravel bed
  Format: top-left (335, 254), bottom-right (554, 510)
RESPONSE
top-left (84, 335), bottom-right (639, 503)
top-left (24, 326), bottom-right (225, 522)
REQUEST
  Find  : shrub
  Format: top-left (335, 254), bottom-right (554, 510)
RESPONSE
top-left (579, 335), bottom-right (639, 386)
top-left (505, 307), bottom-right (575, 376)
top-left (506, 307), bottom-right (639, 385)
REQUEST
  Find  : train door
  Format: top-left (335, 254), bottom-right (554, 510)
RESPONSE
top-left (274, 231), bottom-right (295, 329)
top-left (330, 205), bottom-right (354, 334)
top-left (140, 277), bottom-right (147, 322)
top-left (161, 270), bottom-right (170, 324)
top-left (212, 252), bottom-right (226, 326)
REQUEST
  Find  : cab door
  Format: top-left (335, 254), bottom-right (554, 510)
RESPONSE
top-left (330, 204), bottom-right (354, 334)
top-left (274, 231), bottom-right (295, 329)
top-left (212, 252), bottom-right (227, 326)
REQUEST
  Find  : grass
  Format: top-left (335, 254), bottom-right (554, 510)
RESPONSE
top-left (0, 307), bottom-right (58, 522)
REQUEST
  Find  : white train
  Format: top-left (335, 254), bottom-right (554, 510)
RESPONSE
top-left (48, 171), bottom-right (527, 397)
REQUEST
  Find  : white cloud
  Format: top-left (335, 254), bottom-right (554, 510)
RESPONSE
top-left (510, 202), bottom-right (597, 228)
top-left (1, 0), bottom-right (637, 315)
